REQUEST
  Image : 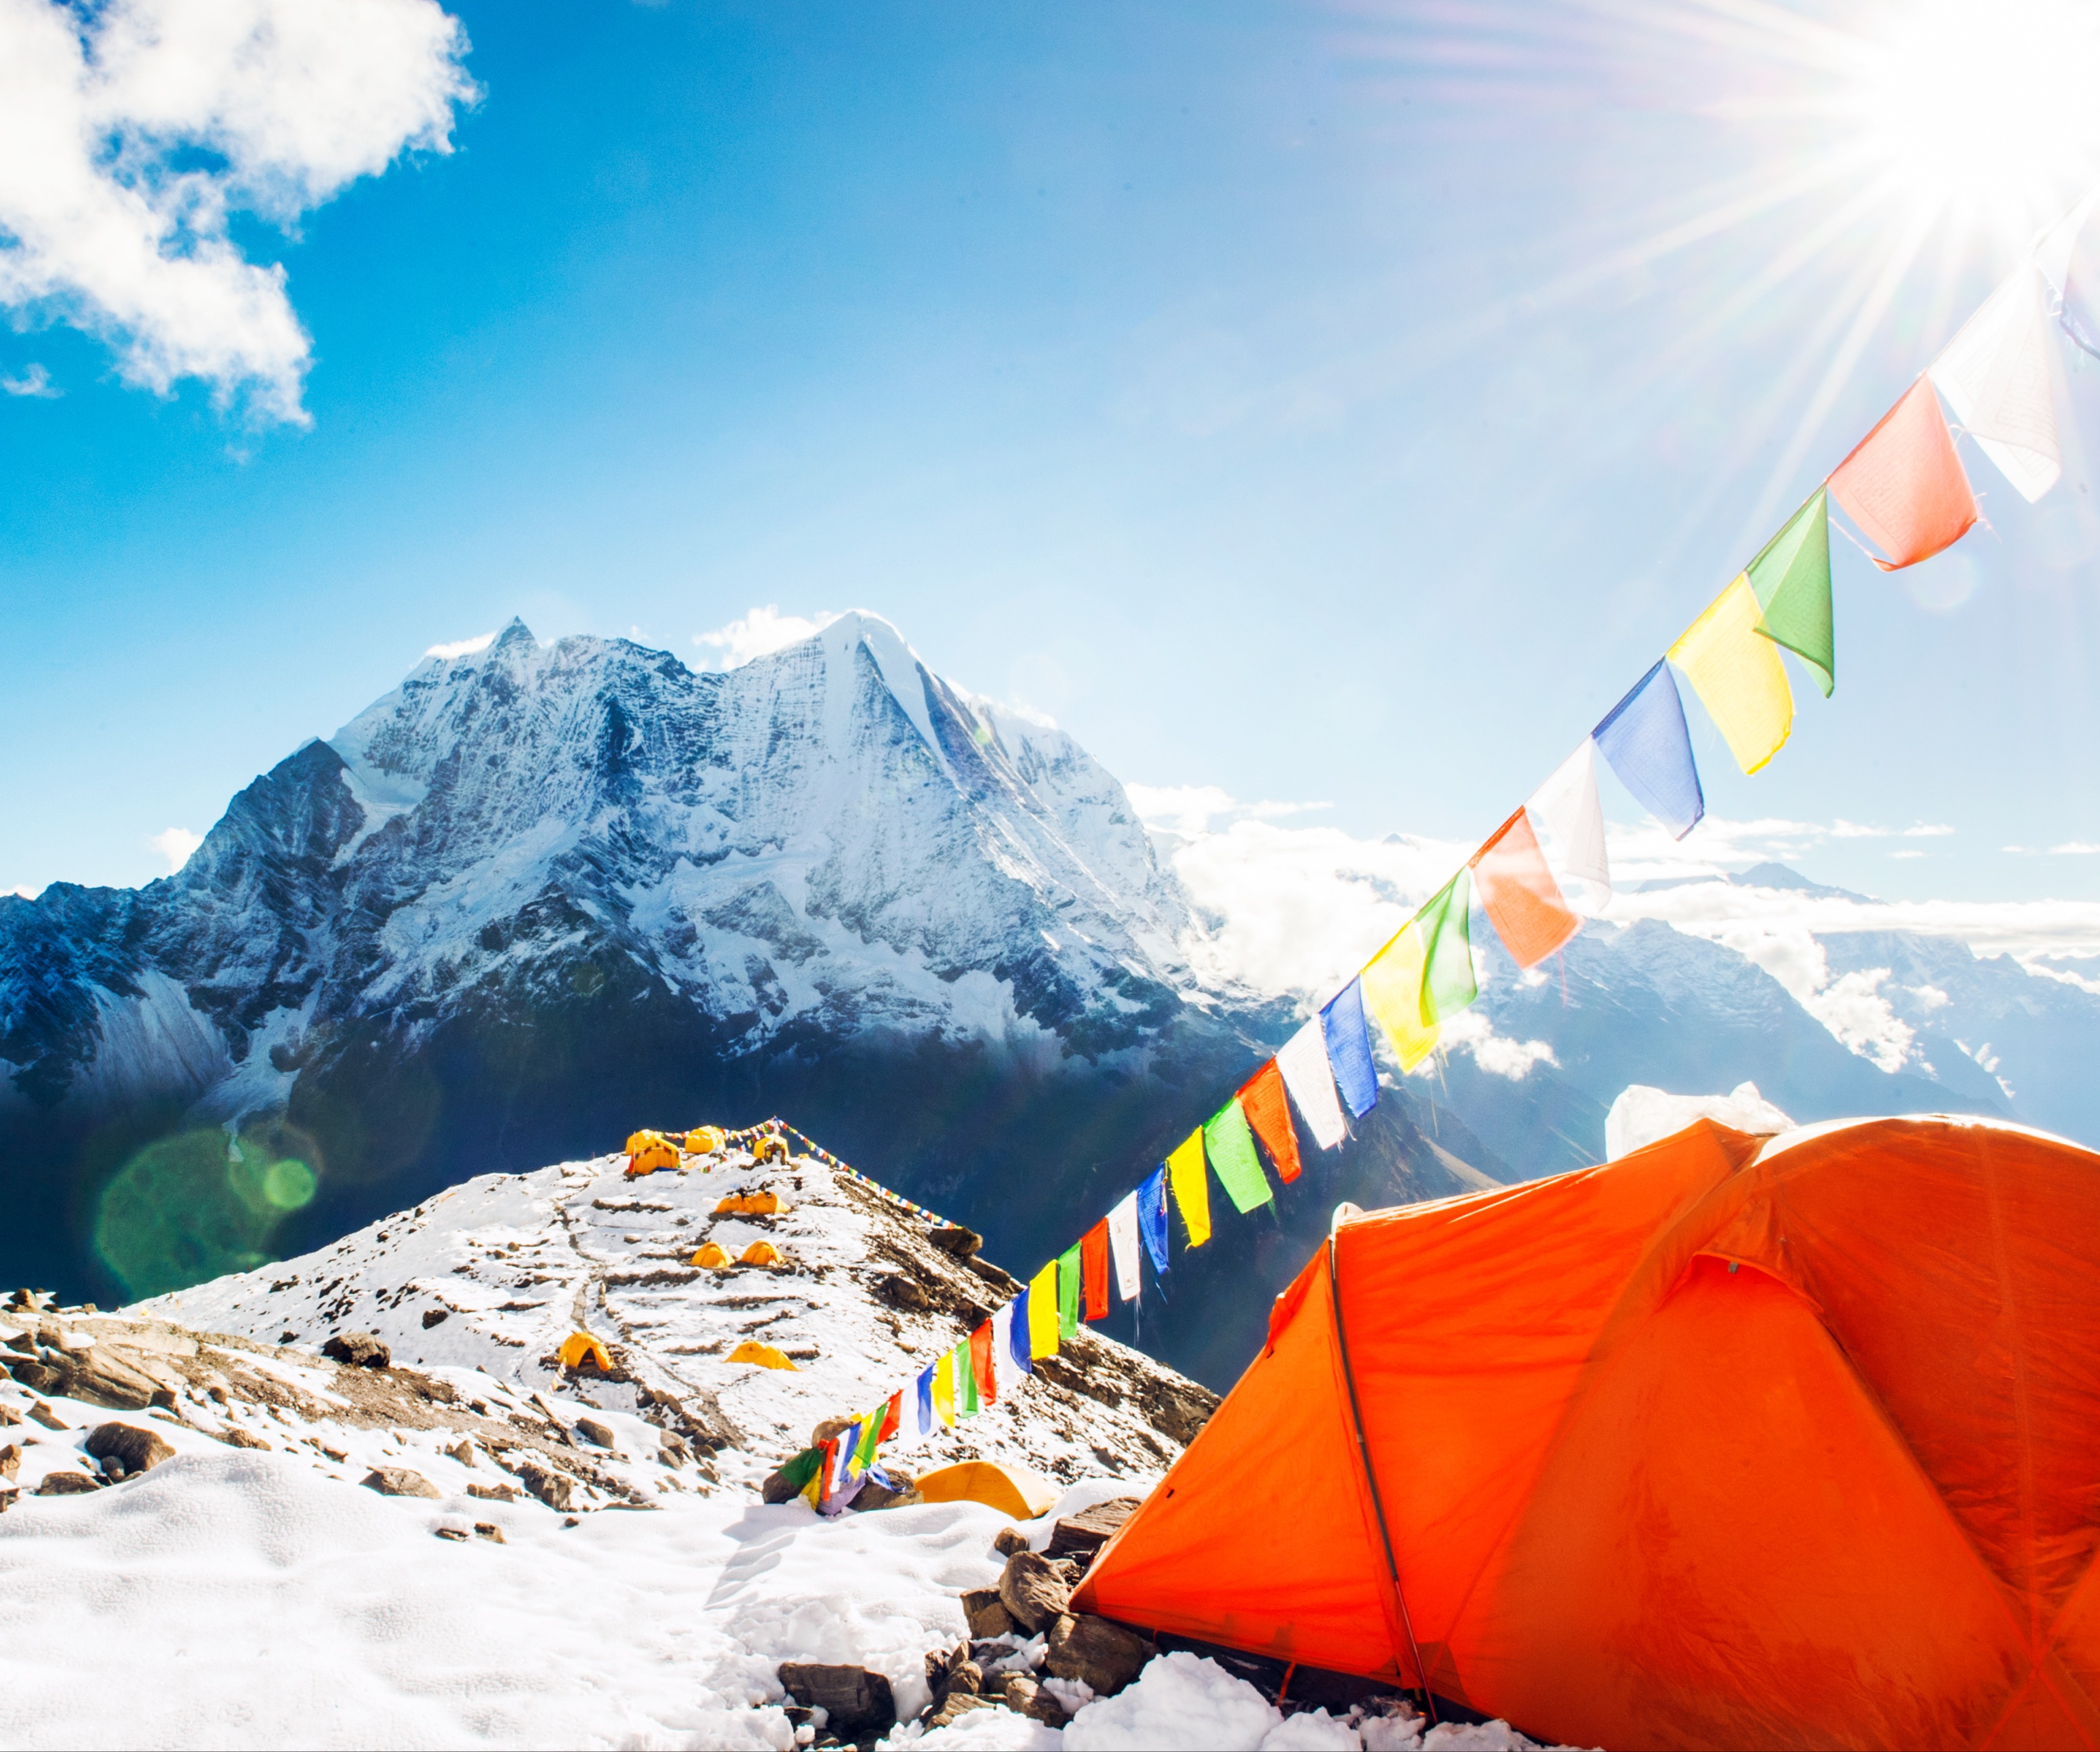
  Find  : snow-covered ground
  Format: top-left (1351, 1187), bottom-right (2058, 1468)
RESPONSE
top-left (0, 1138), bottom-right (1565, 1749)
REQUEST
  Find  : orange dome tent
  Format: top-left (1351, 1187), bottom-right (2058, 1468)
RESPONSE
top-left (1074, 1116), bottom-right (2100, 1751)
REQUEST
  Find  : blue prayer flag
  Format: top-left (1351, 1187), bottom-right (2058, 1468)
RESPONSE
top-left (1593, 661), bottom-right (1704, 839)
top-left (1321, 979), bottom-right (1379, 1118)
top-left (1137, 1165), bottom-right (1171, 1276)
top-left (1009, 1292), bottom-right (1034, 1375)
top-left (914, 1365), bottom-right (934, 1433)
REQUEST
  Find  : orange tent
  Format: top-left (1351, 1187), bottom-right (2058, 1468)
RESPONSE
top-left (1074, 1117), bottom-right (2100, 1751)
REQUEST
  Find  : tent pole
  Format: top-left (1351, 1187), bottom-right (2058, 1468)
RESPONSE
top-left (1327, 1232), bottom-right (1438, 1726)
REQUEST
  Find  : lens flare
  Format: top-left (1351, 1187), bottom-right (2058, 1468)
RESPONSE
top-left (94, 1122), bottom-right (323, 1299)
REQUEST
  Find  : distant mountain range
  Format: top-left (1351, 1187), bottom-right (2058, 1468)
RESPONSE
top-left (5, 613), bottom-right (2090, 1385)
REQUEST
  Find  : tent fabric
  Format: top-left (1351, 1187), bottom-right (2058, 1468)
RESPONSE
top-left (1930, 262), bottom-right (2062, 504)
top-left (1320, 981), bottom-right (1380, 1118)
top-left (1593, 661), bottom-right (1704, 838)
top-left (557, 1331), bottom-right (615, 1372)
top-left (914, 1459), bottom-right (1059, 1519)
top-left (1276, 1017), bottom-right (1348, 1150)
top-left (725, 1339), bottom-right (797, 1371)
top-left (1667, 574), bottom-right (1794, 775)
top-left (1469, 809), bottom-right (1581, 969)
top-left (1075, 1117), bottom-right (2100, 1752)
top-left (1828, 374), bottom-right (1980, 571)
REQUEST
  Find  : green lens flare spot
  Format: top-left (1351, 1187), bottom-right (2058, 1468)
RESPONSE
top-left (262, 1158), bottom-right (317, 1210)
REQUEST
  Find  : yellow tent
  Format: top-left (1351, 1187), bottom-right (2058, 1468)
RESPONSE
top-left (557, 1331), bottom-right (615, 1374)
top-left (726, 1340), bottom-right (797, 1370)
top-left (626, 1130), bottom-right (679, 1175)
top-left (752, 1134), bottom-right (788, 1165)
top-left (914, 1459), bottom-right (1059, 1520)
top-left (683, 1126), bottom-right (727, 1157)
top-left (715, 1190), bottom-right (786, 1217)
top-left (740, 1240), bottom-right (785, 1268)
top-left (691, 1241), bottom-right (731, 1269)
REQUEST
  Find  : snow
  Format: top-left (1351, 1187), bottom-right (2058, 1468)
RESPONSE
top-left (72, 971), bottom-right (232, 1109)
top-left (1603, 1080), bottom-right (1794, 1158)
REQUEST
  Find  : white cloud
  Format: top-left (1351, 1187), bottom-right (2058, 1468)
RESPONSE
top-left (425, 630), bottom-right (495, 659)
top-left (1, 362), bottom-right (58, 396)
top-left (149, 826), bottom-right (201, 872)
top-left (693, 606), bottom-right (841, 670)
top-left (1890, 849), bottom-right (1925, 859)
top-left (0, 0), bottom-right (475, 425)
top-left (2051, 842), bottom-right (2100, 856)
top-left (1903, 823), bottom-right (1955, 838)
top-left (1125, 782), bottom-right (1331, 838)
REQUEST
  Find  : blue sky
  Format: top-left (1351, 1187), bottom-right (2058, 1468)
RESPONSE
top-left (7, 0), bottom-right (2100, 906)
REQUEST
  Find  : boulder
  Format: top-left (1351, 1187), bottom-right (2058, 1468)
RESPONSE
top-left (574, 1418), bottom-right (618, 1450)
top-left (1045, 1612), bottom-right (1155, 1697)
top-left (26, 1401), bottom-right (67, 1430)
top-left (849, 1473), bottom-right (919, 1513)
top-left (925, 1692), bottom-right (992, 1730)
top-left (1045, 1497), bottom-right (1142, 1562)
top-left (322, 1332), bottom-right (390, 1370)
top-left (37, 1470), bottom-right (101, 1495)
top-left (0, 1401), bottom-right (19, 1426)
top-left (516, 1462), bottom-right (573, 1512)
top-left (474, 1521), bottom-right (506, 1543)
top-left (961, 1587), bottom-right (1016, 1639)
top-left (361, 1467), bottom-right (442, 1499)
top-left (85, 1422), bottom-right (176, 1477)
top-left (809, 1416), bottom-right (855, 1448)
top-left (776, 1662), bottom-right (896, 1738)
top-left (468, 1481), bottom-right (518, 1503)
top-left (759, 1462), bottom-right (807, 1505)
top-left (55, 1345), bottom-right (171, 1412)
top-left (999, 1674), bottom-right (1069, 1727)
top-left (658, 1431), bottom-right (691, 1469)
top-left (219, 1427), bottom-right (272, 1451)
top-left (992, 1526), bottom-right (1031, 1558)
top-left (421, 1307), bottom-right (449, 1328)
top-left (446, 1439), bottom-right (477, 1467)
top-left (929, 1225), bottom-right (983, 1261)
top-left (945, 1658), bottom-right (983, 1696)
top-left (0, 1442), bottom-right (18, 1479)
top-left (7, 1357), bottom-right (64, 1394)
top-left (998, 1549), bottom-right (1072, 1634)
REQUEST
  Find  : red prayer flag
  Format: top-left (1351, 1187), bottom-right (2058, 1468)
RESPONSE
top-left (1470, 808), bottom-right (1581, 969)
top-left (1828, 375), bottom-right (1979, 571)
top-left (969, 1320), bottom-right (997, 1406)
top-left (879, 1391), bottom-right (902, 1442)
top-left (1237, 1060), bottom-right (1304, 1183)
top-left (1081, 1219), bottom-right (1110, 1322)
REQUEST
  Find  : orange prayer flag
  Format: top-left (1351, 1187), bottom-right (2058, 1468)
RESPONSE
top-left (1471, 807), bottom-right (1581, 969)
top-left (880, 1391), bottom-right (902, 1442)
top-left (1827, 375), bottom-right (1978, 571)
top-left (969, 1321), bottom-right (997, 1408)
top-left (1237, 1059), bottom-right (1304, 1184)
top-left (1081, 1219), bottom-right (1110, 1322)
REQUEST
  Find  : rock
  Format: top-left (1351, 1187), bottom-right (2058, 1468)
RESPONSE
top-left (322, 1332), bottom-right (390, 1370)
top-left (849, 1473), bottom-right (919, 1513)
top-left (421, 1307), bottom-right (449, 1328)
top-left (7, 1358), bottom-right (64, 1393)
top-left (776, 1663), bottom-right (896, 1738)
top-left (658, 1431), bottom-right (691, 1469)
top-left (0, 1443), bottom-right (16, 1479)
top-left (0, 1401), bottom-right (19, 1425)
top-left (945, 1658), bottom-right (983, 1696)
top-left (760, 1457), bottom-right (813, 1504)
top-left (37, 1470), bottom-right (101, 1495)
top-left (998, 1549), bottom-right (1072, 1634)
top-left (446, 1439), bottom-right (477, 1467)
top-left (574, 1418), bottom-right (618, 1450)
top-left (961, 1587), bottom-right (1016, 1639)
top-left (26, 1401), bottom-right (66, 1430)
top-left (929, 1225), bottom-right (983, 1261)
top-left (992, 1526), bottom-right (1031, 1558)
top-left (517, 1462), bottom-right (573, 1512)
top-left (468, 1481), bottom-right (518, 1502)
top-left (55, 1345), bottom-right (173, 1412)
top-left (85, 1422), bottom-right (176, 1477)
top-left (435, 1526), bottom-right (470, 1541)
top-left (925, 1692), bottom-right (992, 1730)
top-left (1045, 1612), bottom-right (1154, 1697)
top-left (809, 1416), bottom-right (855, 1448)
top-left (1000, 1674), bottom-right (1069, 1727)
top-left (220, 1427), bottom-right (272, 1451)
top-left (1045, 1497), bottom-right (1141, 1562)
top-left (361, 1467), bottom-right (442, 1499)
top-left (474, 1521), bottom-right (506, 1543)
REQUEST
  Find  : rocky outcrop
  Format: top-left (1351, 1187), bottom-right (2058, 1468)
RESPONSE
top-left (776, 1663), bottom-right (895, 1738)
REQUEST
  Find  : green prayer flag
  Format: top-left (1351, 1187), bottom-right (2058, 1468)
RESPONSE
top-left (1203, 1098), bottom-right (1274, 1215)
top-left (778, 1446), bottom-right (824, 1492)
top-left (1747, 487), bottom-right (1834, 698)
top-left (855, 1409), bottom-right (883, 1468)
top-left (954, 1339), bottom-right (978, 1417)
top-left (1058, 1243), bottom-right (1083, 1339)
top-left (1417, 868), bottom-right (1477, 1025)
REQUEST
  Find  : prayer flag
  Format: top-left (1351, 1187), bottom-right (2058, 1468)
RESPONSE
top-left (1417, 869), bottom-right (1477, 1021)
top-left (778, 1445), bottom-right (824, 1498)
top-left (1137, 1166), bottom-right (1171, 1274)
top-left (1828, 375), bottom-right (1978, 571)
top-left (1028, 1261), bottom-right (1061, 1358)
top-left (855, 1412), bottom-right (882, 1471)
top-left (1930, 263), bottom-right (2061, 503)
top-left (1236, 1059), bottom-right (1302, 1183)
top-left (1058, 1242), bottom-right (1083, 1338)
top-left (880, 1392), bottom-right (902, 1444)
top-left (1204, 1097), bottom-right (1274, 1213)
top-left (1594, 659), bottom-right (1704, 838)
top-left (1276, 1015), bottom-right (1347, 1149)
top-left (999, 1298), bottom-right (1031, 1377)
top-left (1668, 574), bottom-right (1793, 775)
top-left (915, 1364), bottom-right (935, 1436)
top-left (804, 1440), bottom-right (832, 1507)
top-left (835, 1426), bottom-right (862, 1490)
top-left (1167, 1130), bottom-right (1211, 1248)
top-left (1320, 978), bottom-right (1380, 1114)
top-left (1107, 1190), bottom-right (1144, 1303)
top-left (1361, 922), bottom-right (1438, 1070)
top-left (1472, 809), bottom-right (1580, 968)
top-left (1081, 1219), bottom-right (1110, 1321)
top-left (1526, 740), bottom-right (1611, 915)
top-left (955, 1337), bottom-right (978, 1419)
top-left (933, 1352), bottom-right (956, 1427)
top-left (970, 1321), bottom-right (996, 1408)
top-left (1745, 489), bottom-right (1834, 698)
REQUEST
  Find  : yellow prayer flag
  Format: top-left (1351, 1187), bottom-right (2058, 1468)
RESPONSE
top-left (1167, 1128), bottom-right (1211, 1248)
top-left (1668, 574), bottom-right (1793, 775)
top-left (933, 1351), bottom-right (956, 1427)
top-left (1360, 922), bottom-right (1439, 1071)
top-left (1028, 1261), bottom-right (1062, 1358)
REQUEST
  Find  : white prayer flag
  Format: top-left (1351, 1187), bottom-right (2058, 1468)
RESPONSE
top-left (1107, 1191), bottom-right (1144, 1303)
top-left (1930, 262), bottom-right (2061, 503)
top-left (1524, 739), bottom-right (1612, 917)
top-left (1276, 1016), bottom-right (1347, 1150)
